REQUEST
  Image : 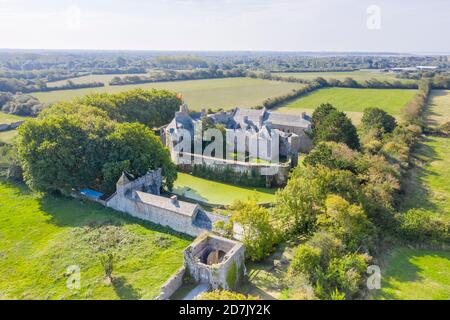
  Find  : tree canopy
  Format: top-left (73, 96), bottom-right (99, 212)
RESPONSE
top-left (16, 102), bottom-right (176, 195)
top-left (310, 104), bottom-right (360, 150)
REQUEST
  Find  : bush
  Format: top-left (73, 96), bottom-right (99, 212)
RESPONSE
top-left (229, 200), bottom-right (278, 261)
top-left (196, 290), bottom-right (259, 300)
top-left (399, 209), bottom-right (449, 244)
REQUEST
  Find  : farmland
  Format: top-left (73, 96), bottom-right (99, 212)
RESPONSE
top-left (374, 248), bottom-right (450, 300)
top-left (425, 90), bottom-right (450, 128)
top-left (33, 78), bottom-right (304, 111)
top-left (0, 181), bottom-right (190, 300)
top-left (401, 135), bottom-right (450, 219)
top-left (46, 73), bottom-right (151, 87)
top-left (274, 87), bottom-right (417, 124)
top-left (272, 70), bottom-right (416, 84)
top-left (172, 172), bottom-right (276, 206)
top-left (0, 112), bottom-right (26, 124)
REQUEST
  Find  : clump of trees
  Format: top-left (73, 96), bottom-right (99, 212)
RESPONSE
top-left (16, 90), bottom-right (178, 195)
top-left (309, 103), bottom-right (360, 150)
top-left (77, 88), bottom-right (182, 128)
top-left (0, 92), bottom-right (44, 116)
top-left (228, 200), bottom-right (278, 261)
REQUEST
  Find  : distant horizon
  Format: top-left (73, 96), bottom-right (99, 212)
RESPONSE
top-left (0, 0), bottom-right (448, 53)
top-left (0, 48), bottom-right (449, 56)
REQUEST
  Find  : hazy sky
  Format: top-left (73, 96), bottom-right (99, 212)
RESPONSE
top-left (0, 0), bottom-right (448, 52)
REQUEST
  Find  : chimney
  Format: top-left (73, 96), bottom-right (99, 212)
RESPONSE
top-left (170, 195), bottom-right (179, 206)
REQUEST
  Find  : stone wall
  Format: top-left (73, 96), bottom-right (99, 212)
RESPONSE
top-left (176, 152), bottom-right (291, 186)
top-left (156, 267), bottom-right (186, 300)
top-left (0, 121), bottom-right (25, 132)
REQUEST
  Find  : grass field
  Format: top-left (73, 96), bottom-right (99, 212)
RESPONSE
top-left (401, 136), bottom-right (450, 218)
top-left (0, 181), bottom-right (190, 300)
top-left (425, 90), bottom-right (450, 128)
top-left (374, 248), bottom-right (450, 300)
top-left (47, 73), bottom-right (154, 87)
top-left (272, 70), bottom-right (415, 84)
top-left (0, 130), bottom-right (18, 144)
top-left (274, 87), bottom-right (417, 124)
top-left (172, 173), bottom-right (276, 206)
top-left (33, 78), bottom-right (304, 111)
top-left (0, 112), bottom-right (26, 124)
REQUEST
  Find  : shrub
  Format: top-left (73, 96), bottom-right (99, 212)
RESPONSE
top-left (399, 209), bottom-right (449, 244)
top-left (229, 200), bottom-right (278, 261)
top-left (196, 290), bottom-right (259, 300)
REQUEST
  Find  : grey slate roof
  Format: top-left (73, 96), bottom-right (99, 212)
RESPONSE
top-left (266, 112), bottom-right (311, 129)
top-left (135, 191), bottom-right (199, 217)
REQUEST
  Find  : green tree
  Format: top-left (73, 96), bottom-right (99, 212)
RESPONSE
top-left (317, 195), bottom-right (375, 251)
top-left (229, 199), bottom-right (278, 261)
top-left (78, 89), bottom-right (182, 128)
top-left (310, 104), bottom-right (360, 150)
top-left (361, 107), bottom-right (396, 136)
top-left (273, 165), bottom-right (361, 237)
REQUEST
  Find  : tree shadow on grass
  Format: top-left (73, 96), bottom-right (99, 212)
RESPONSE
top-left (37, 192), bottom-right (193, 241)
top-left (374, 249), bottom-right (447, 300)
top-left (400, 137), bottom-right (441, 212)
top-left (112, 276), bottom-right (141, 300)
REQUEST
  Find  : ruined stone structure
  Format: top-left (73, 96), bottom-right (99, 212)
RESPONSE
top-left (184, 234), bottom-right (245, 291)
top-left (106, 170), bottom-right (228, 237)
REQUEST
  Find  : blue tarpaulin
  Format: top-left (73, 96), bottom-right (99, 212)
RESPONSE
top-left (79, 189), bottom-right (103, 200)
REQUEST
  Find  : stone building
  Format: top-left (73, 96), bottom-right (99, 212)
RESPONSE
top-left (106, 169), bottom-right (228, 237)
top-left (183, 233), bottom-right (246, 291)
top-left (161, 104), bottom-right (313, 158)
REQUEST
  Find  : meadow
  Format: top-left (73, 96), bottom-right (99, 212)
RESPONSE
top-left (46, 73), bottom-right (156, 87)
top-left (0, 130), bottom-right (18, 144)
top-left (33, 78), bottom-right (304, 111)
top-left (274, 87), bottom-right (417, 124)
top-left (0, 112), bottom-right (26, 124)
top-left (425, 90), bottom-right (450, 128)
top-left (172, 172), bottom-right (276, 206)
top-left (272, 70), bottom-right (415, 84)
top-left (0, 181), bottom-right (190, 299)
top-left (376, 102), bottom-right (450, 300)
top-left (374, 248), bottom-right (450, 300)
top-left (401, 135), bottom-right (450, 218)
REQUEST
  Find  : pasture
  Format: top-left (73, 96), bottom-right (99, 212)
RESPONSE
top-left (274, 87), bottom-right (417, 124)
top-left (374, 248), bottom-right (450, 300)
top-left (0, 112), bottom-right (26, 124)
top-left (401, 136), bottom-right (450, 218)
top-left (172, 173), bottom-right (276, 206)
top-left (33, 78), bottom-right (304, 111)
top-left (425, 90), bottom-right (450, 128)
top-left (0, 130), bottom-right (18, 144)
top-left (46, 73), bottom-right (156, 87)
top-left (272, 70), bottom-right (415, 84)
top-left (0, 181), bottom-right (190, 300)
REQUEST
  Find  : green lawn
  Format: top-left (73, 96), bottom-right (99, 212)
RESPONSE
top-left (172, 173), bottom-right (276, 206)
top-left (0, 181), bottom-right (190, 300)
top-left (33, 78), bottom-right (304, 111)
top-left (0, 130), bottom-right (18, 144)
top-left (374, 248), bottom-right (450, 300)
top-left (425, 90), bottom-right (450, 128)
top-left (277, 87), bottom-right (417, 115)
top-left (272, 70), bottom-right (415, 84)
top-left (402, 136), bottom-right (450, 219)
top-left (0, 112), bottom-right (26, 124)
